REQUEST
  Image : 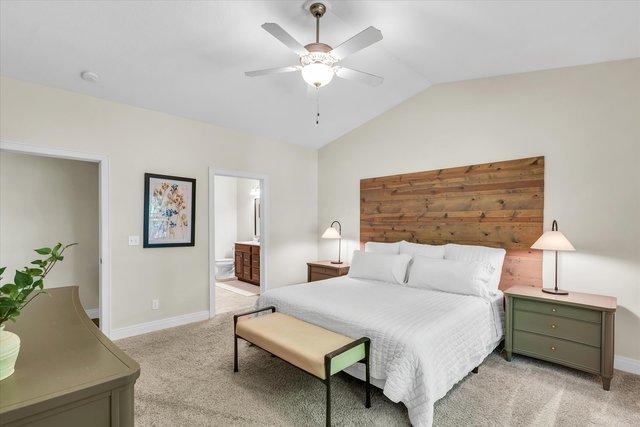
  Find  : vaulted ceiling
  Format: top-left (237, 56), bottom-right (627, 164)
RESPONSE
top-left (1, 1), bottom-right (638, 148)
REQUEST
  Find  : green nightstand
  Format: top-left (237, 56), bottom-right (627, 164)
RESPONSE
top-left (504, 285), bottom-right (617, 390)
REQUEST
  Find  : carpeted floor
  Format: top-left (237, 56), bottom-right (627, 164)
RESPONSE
top-left (117, 313), bottom-right (640, 426)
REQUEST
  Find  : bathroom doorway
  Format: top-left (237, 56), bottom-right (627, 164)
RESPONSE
top-left (208, 168), bottom-right (268, 317)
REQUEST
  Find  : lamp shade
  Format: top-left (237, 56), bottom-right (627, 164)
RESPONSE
top-left (321, 226), bottom-right (341, 239)
top-left (531, 230), bottom-right (575, 251)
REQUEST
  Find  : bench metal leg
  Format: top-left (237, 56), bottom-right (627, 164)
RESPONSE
top-left (325, 364), bottom-right (331, 427)
top-left (365, 340), bottom-right (371, 408)
top-left (234, 335), bottom-right (238, 373)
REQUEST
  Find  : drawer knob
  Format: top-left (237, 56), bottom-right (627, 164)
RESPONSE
top-left (550, 346), bottom-right (556, 351)
top-left (551, 307), bottom-right (557, 313)
top-left (550, 324), bottom-right (557, 329)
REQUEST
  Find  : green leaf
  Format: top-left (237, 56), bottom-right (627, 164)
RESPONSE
top-left (14, 270), bottom-right (33, 288)
top-left (53, 243), bottom-right (62, 253)
top-left (34, 279), bottom-right (44, 289)
top-left (27, 268), bottom-right (43, 276)
top-left (0, 287), bottom-right (17, 298)
top-left (35, 247), bottom-right (51, 255)
top-left (55, 255), bottom-right (64, 261)
top-left (30, 260), bottom-right (46, 266)
top-left (0, 267), bottom-right (5, 276)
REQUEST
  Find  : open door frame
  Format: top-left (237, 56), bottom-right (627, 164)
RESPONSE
top-left (208, 167), bottom-right (268, 318)
top-left (1, 140), bottom-right (111, 338)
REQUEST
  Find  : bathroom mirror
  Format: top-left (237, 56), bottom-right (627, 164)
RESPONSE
top-left (254, 197), bottom-right (261, 238)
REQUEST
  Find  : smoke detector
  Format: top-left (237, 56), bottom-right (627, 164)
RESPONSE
top-left (80, 71), bottom-right (99, 83)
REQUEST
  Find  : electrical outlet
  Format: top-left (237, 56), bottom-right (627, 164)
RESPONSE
top-left (128, 235), bottom-right (140, 246)
top-left (152, 299), bottom-right (159, 310)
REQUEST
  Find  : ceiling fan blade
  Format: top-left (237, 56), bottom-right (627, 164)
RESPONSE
top-left (329, 26), bottom-right (383, 60)
top-left (334, 66), bottom-right (383, 87)
top-left (261, 23), bottom-right (308, 56)
top-left (245, 66), bottom-right (300, 77)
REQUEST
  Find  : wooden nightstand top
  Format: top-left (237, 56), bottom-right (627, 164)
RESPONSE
top-left (504, 285), bottom-right (617, 312)
top-left (307, 260), bottom-right (350, 269)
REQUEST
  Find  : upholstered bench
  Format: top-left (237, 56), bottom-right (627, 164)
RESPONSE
top-left (233, 306), bottom-right (371, 426)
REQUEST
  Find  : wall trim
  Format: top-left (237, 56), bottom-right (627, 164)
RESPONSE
top-left (110, 310), bottom-right (209, 341)
top-left (614, 355), bottom-right (640, 375)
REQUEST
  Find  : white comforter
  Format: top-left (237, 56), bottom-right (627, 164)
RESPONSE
top-left (257, 276), bottom-right (504, 427)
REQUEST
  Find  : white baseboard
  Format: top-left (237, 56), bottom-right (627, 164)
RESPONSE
top-left (110, 310), bottom-right (210, 341)
top-left (85, 308), bottom-right (100, 319)
top-left (614, 355), bottom-right (640, 375)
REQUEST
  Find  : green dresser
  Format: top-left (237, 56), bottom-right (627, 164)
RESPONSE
top-left (504, 285), bottom-right (616, 390)
top-left (0, 287), bottom-right (140, 426)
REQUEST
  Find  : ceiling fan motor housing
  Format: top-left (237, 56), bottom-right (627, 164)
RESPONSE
top-left (309, 3), bottom-right (327, 18)
top-left (301, 43), bottom-right (335, 68)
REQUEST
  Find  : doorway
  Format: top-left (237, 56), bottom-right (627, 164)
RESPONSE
top-left (0, 141), bottom-right (111, 337)
top-left (208, 168), bottom-right (268, 317)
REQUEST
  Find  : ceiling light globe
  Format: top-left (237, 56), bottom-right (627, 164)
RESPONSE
top-left (301, 63), bottom-right (334, 87)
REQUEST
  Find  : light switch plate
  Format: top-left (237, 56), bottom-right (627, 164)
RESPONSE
top-left (128, 235), bottom-right (140, 246)
top-left (152, 299), bottom-right (159, 310)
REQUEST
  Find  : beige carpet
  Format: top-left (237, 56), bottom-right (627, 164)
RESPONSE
top-left (117, 313), bottom-right (640, 426)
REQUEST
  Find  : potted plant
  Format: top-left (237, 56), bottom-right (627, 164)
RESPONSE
top-left (0, 243), bottom-right (76, 380)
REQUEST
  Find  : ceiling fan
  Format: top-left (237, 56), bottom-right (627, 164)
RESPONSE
top-left (245, 2), bottom-right (384, 89)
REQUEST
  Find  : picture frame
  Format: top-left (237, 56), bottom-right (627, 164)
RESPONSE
top-left (143, 173), bottom-right (196, 248)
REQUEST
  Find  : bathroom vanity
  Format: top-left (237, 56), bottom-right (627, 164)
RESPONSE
top-left (235, 241), bottom-right (260, 285)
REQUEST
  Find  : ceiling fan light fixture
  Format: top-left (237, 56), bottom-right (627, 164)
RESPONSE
top-left (301, 62), bottom-right (334, 87)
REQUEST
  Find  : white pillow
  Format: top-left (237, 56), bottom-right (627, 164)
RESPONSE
top-left (364, 241), bottom-right (400, 254)
top-left (348, 251), bottom-right (412, 284)
top-left (399, 240), bottom-right (445, 259)
top-left (444, 244), bottom-right (506, 290)
top-left (406, 256), bottom-right (495, 297)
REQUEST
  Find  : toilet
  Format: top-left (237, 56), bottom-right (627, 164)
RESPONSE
top-left (215, 258), bottom-right (235, 280)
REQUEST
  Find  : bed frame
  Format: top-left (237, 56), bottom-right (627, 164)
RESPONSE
top-left (360, 156), bottom-right (544, 289)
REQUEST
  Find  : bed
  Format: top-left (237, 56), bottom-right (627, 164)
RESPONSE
top-left (257, 157), bottom-right (544, 426)
top-left (257, 276), bottom-right (504, 427)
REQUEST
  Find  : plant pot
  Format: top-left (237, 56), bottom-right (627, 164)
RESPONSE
top-left (0, 324), bottom-right (20, 380)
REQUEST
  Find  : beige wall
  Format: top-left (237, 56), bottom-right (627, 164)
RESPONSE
top-left (213, 175), bottom-right (237, 260)
top-left (318, 59), bottom-right (640, 361)
top-left (213, 176), bottom-right (259, 261)
top-left (0, 152), bottom-right (99, 309)
top-left (0, 76), bottom-right (318, 330)
top-left (236, 178), bottom-right (259, 242)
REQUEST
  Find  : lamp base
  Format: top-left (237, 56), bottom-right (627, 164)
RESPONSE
top-left (542, 287), bottom-right (569, 295)
top-left (330, 261), bottom-right (343, 265)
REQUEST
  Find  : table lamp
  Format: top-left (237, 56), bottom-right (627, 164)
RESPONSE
top-left (531, 219), bottom-right (575, 295)
top-left (321, 220), bottom-right (342, 264)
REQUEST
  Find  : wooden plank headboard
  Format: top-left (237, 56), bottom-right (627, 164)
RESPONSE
top-left (360, 156), bottom-right (544, 290)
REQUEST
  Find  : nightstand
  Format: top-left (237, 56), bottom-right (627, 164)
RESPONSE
top-left (307, 261), bottom-right (350, 282)
top-left (504, 285), bottom-right (617, 390)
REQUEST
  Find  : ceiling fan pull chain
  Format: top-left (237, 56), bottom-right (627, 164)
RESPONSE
top-left (315, 86), bottom-right (320, 125)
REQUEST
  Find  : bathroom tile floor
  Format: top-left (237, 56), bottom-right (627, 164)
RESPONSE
top-left (215, 286), bottom-right (258, 314)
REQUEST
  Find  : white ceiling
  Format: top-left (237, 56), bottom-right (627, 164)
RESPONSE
top-left (1, 1), bottom-right (638, 148)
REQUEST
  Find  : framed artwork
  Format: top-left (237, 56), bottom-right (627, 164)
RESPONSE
top-left (143, 173), bottom-right (196, 248)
